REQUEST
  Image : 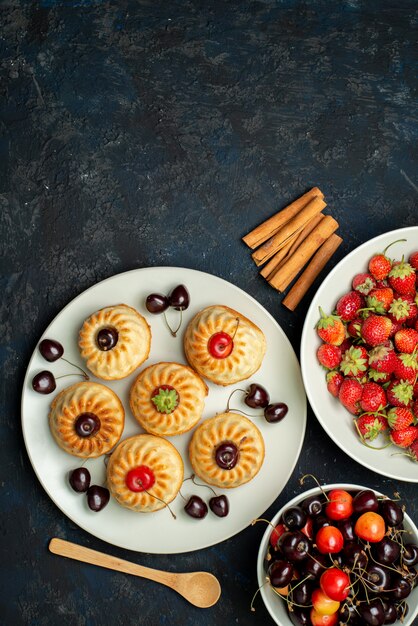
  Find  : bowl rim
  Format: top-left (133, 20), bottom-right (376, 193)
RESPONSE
top-left (300, 226), bottom-right (418, 482)
top-left (257, 482), bottom-right (418, 626)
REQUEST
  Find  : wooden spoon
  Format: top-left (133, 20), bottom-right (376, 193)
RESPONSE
top-left (49, 538), bottom-right (221, 608)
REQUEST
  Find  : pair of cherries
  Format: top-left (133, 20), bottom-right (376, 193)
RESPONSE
top-left (183, 475), bottom-right (230, 519)
top-left (32, 339), bottom-right (88, 394)
top-left (69, 467), bottom-right (110, 512)
top-left (238, 383), bottom-right (288, 423)
top-left (146, 285), bottom-right (190, 337)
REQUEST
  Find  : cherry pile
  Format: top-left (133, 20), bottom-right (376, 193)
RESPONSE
top-left (68, 466), bottom-right (110, 512)
top-left (259, 483), bottom-right (417, 625)
top-left (228, 383), bottom-right (289, 423)
top-left (315, 243), bottom-right (418, 459)
top-left (32, 339), bottom-right (89, 394)
top-left (183, 475), bottom-right (229, 519)
top-left (146, 284), bottom-right (190, 337)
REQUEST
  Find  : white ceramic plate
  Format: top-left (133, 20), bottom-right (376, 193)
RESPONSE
top-left (22, 267), bottom-right (306, 554)
top-left (257, 484), bottom-right (418, 626)
top-left (301, 227), bottom-right (418, 482)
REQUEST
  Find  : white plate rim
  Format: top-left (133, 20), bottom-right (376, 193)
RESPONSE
top-left (21, 266), bottom-right (307, 554)
top-left (301, 227), bottom-right (418, 483)
top-left (257, 482), bottom-right (418, 626)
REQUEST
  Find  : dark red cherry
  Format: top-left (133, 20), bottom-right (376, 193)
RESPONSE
top-left (69, 467), bottom-right (91, 493)
top-left (352, 489), bottom-right (379, 514)
top-left (208, 332), bottom-right (233, 359)
top-left (300, 552), bottom-right (327, 580)
top-left (32, 370), bottom-right (56, 394)
top-left (358, 598), bottom-right (385, 625)
top-left (169, 285), bottom-right (190, 310)
top-left (313, 514), bottom-right (331, 531)
top-left (373, 537), bottom-right (400, 564)
top-left (403, 543), bottom-right (418, 567)
top-left (146, 293), bottom-right (169, 314)
top-left (278, 531), bottom-right (310, 562)
top-left (301, 495), bottom-right (323, 517)
top-left (184, 495), bottom-right (208, 519)
top-left (364, 563), bottom-right (391, 593)
top-left (209, 495), bottom-right (229, 517)
top-left (343, 541), bottom-right (367, 570)
top-left (75, 413), bottom-right (101, 438)
top-left (215, 442), bottom-right (239, 469)
top-left (39, 339), bottom-right (64, 362)
top-left (87, 485), bottom-right (110, 512)
top-left (288, 607), bottom-right (310, 626)
top-left (245, 384), bottom-right (270, 408)
top-left (125, 465), bottom-right (155, 492)
top-left (381, 600), bottom-right (397, 624)
top-left (380, 499), bottom-right (403, 526)
top-left (291, 580), bottom-right (313, 606)
top-left (337, 518), bottom-right (355, 542)
top-left (390, 575), bottom-right (412, 600)
top-left (264, 402), bottom-right (288, 423)
top-left (96, 327), bottom-right (118, 351)
top-left (267, 559), bottom-right (294, 587)
top-left (282, 506), bottom-right (307, 530)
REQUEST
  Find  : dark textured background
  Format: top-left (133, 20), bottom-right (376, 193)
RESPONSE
top-left (1, 1), bottom-right (417, 624)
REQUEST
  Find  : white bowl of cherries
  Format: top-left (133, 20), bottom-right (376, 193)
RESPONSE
top-left (256, 482), bottom-right (418, 626)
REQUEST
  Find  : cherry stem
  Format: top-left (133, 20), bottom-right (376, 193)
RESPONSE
top-left (163, 309), bottom-right (183, 338)
top-left (61, 357), bottom-right (89, 379)
top-left (137, 479), bottom-right (176, 519)
top-left (225, 388), bottom-right (246, 413)
top-left (299, 474), bottom-right (330, 502)
top-left (56, 373), bottom-right (88, 381)
top-left (231, 317), bottom-right (240, 342)
top-left (251, 518), bottom-right (277, 532)
top-left (183, 474), bottom-right (218, 496)
top-left (383, 239), bottom-right (407, 257)
top-left (250, 581), bottom-right (268, 612)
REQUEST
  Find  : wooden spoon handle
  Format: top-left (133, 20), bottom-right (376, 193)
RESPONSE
top-left (49, 538), bottom-right (175, 588)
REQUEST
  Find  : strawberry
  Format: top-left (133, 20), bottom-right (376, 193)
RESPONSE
top-left (339, 378), bottom-right (362, 414)
top-left (393, 352), bottom-right (418, 383)
top-left (366, 287), bottom-right (394, 313)
top-left (413, 398), bottom-right (418, 417)
top-left (407, 439), bottom-right (418, 461)
top-left (316, 307), bottom-right (345, 346)
top-left (390, 426), bottom-right (418, 448)
top-left (355, 413), bottom-right (388, 441)
top-left (352, 272), bottom-right (376, 295)
top-left (360, 382), bottom-right (387, 413)
top-left (339, 338), bottom-right (353, 355)
top-left (336, 291), bottom-right (364, 322)
top-left (399, 293), bottom-right (418, 323)
top-left (388, 318), bottom-right (403, 338)
top-left (387, 407), bottom-right (414, 430)
top-left (386, 379), bottom-right (414, 408)
top-left (317, 344), bottom-right (342, 369)
top-left (361, 315), bottom-right (392, 347)
top-left (388, 297), bottom-right (411, 323)
top-left (368, 369), bottom-right (392, 383)
top-left (388, 260), bottom-right (416, 296)
top-left (394, 328), bottom-right (418, 354)
top-left (347, 317), bottom-right (362, 339)
top-left (368, 344), bottom-right (397, 374)
top-left (369, 253), bottom-right (392, 280)
top-left (326, 370), bottom-right (344, 397)
top-left (409, 251), bottom-right (418, 271)
top-left (340, 345), bottom-right (368, 377)
top-left (414, 380), bottom-right (418, 399)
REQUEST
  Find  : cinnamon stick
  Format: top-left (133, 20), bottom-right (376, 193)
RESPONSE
top-left (268, 215), bottom-right (339, 292)
top-left (252, 195), bottom-right (327, 266)
top-left (242, 187), bottom-right (324, 249)
top-left (282, 234), bottom-right (343, 310)
top-left (260, 231), bottom-right (300, 279)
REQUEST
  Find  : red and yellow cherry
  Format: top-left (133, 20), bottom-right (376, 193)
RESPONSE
top-left (316, 526), bottom-right (344, 554)
top-left (310, 608), bottom-right (338, 626)
top-left (354, 511), bottom-right (386, 543)
top-left (208, 332), bottom-right (233, 358)
top-left (325, 489), bottom-right (353, 521)
top-left (320, 568), bottom-right (350, 601)
top-left (311, 588), bottom-right (340, 615)
top-left (125, 465), bottom-right (155, 492)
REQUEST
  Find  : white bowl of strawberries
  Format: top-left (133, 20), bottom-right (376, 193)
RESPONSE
top-left (301, 227), bottom-right (418, 482)
top-left (256, 482), bottom-right (418, 626)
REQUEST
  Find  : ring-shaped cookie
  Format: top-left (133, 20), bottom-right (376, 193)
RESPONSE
top-left (184, 305), bottom-right (266, 386)
top-left (78, 304), bottom-right (151, 380)
top-left (107, 435), bottom-right (184, 512)
top-left (49, 381), bottom-right (125, 458)
top-left (189, 412), bottom-right (265, 488)
top-left (130, 362), bottom-right (208, 437)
